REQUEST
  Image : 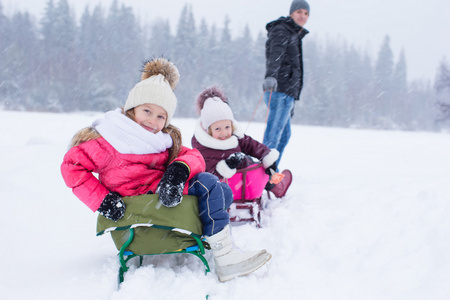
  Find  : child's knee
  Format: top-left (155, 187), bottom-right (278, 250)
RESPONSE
top-left (220, 182), bottom-right (234, 207)
top-left (197, 172), bottom-right (220, 184)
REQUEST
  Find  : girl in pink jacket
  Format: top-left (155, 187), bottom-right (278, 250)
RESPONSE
top-left (60, 58), bottom-right (270, 282)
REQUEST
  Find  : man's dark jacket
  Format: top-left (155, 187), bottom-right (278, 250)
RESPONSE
top-left (265, 16), bottom-right (309, 100)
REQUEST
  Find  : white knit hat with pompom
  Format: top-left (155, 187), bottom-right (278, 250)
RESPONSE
top-left (124, 58), bottom-right (179, 127)
top-left (196, 86), bottom-right (234, 131)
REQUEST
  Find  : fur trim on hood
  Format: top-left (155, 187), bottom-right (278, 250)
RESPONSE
top-left (193, 119), bottom-right (245, 150)
top-left (68, 127), bottom-right (100, 149)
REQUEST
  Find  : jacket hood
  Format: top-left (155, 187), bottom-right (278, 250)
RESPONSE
top-left (266, 16), bottom-right (309, 38)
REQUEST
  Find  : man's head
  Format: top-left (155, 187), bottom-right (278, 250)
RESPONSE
top-left (289, 0), bottom-right (310, 27)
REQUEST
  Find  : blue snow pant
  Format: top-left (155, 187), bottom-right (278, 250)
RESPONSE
top-left (263, 91), bottom-right (295, 170)
top-left (188, 172), bottom-right (234, 236)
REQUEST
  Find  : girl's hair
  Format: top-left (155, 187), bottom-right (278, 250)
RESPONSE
top-left (68, 108), bottom-right (182, 165)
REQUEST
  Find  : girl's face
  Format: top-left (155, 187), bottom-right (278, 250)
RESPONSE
top-left (209, 120), bottom-right (233, 140)
top-left (290, 9), bottom-right (309, 27)
top-left (133, 103), bottom-right (167, 134)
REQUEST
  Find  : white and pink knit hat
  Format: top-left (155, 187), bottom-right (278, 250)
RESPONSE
top-left (196, 86), bottom-right (234, 130)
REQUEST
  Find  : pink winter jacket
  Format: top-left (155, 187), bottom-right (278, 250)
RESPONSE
top-left (61, 137), bottom-right (205, 211)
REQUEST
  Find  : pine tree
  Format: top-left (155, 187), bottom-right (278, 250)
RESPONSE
top-left (148, 18), bottom-right (173, 58)
top-left (217, 16), bottom-right (233, 88)
top-left (435, 58), bottom-right (450, 93)
top-left (203, 23), bottom-right (220, 86)
top-left (78, 5), bottom-right (116, 111)
top-left (79, 5), bottom-right (106, 65)
top-left (359, 52), bottom-right (374, 127)
top-left (39, 0), bottom-right (59, 110)
top-left (392, 49), bottom-right (408, 128)
top-left (195, 18), bottom-right (213, 87)
top-left (0, 2), bottom-right (13, 108)
top-left (435, 59), bottom-right (450, 123)
top-left (103, 0), bottom-right (144, 108)
top-left (246, 30), bottom-right (267, 123)
top-left (55, 0), bottom-right (79, 110)
top-left (0, 1), bottom-right (9, 55)
top-left (252, 32), bottom-right (267, 122)
top-left (374, 35), bottom-right (394, 127)
top-left (320, 38), bottom-right (345, 126)
top-left (173, 4), bottom-right (198, 116)
top-left (230, 25), bottom-right (255, 120)
top-left (342, 45), bottom-right (365, 126)
top-left (8, 12), bottom-right (39, 109)
top-left (38, 0), bottom-right (78, 111)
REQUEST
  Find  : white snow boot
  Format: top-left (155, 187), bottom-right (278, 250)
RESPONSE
top-left (205, 225), bottom-right (271, 282)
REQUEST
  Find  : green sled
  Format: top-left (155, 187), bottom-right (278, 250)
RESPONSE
top-left (96, 194), bottom-right (210, 285)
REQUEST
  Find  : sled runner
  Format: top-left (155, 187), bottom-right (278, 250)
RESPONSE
top-left (225, 163), bottom-right (269, 228)
top-left (96, 194), bottom-right (210, 285)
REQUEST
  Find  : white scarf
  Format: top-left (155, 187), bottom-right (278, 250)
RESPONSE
top-left (93, 108), bottom-right (173, 154)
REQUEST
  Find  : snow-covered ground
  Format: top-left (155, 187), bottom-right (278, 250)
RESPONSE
top-left (1, 110), bottom-right (449, 300)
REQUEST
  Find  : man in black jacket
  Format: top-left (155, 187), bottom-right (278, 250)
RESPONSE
top-left (262, 0), bottom-right (310, 169)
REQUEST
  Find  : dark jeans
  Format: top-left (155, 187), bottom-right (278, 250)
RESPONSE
top-left (188, 172), bottom-right (233, 236)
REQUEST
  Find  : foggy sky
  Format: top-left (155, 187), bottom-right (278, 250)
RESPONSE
top-left (5, 0), bottom-right (450, 82)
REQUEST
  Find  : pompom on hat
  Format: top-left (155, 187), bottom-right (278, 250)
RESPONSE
top-left (124, 57), bottom-right (180, 127)
top-left (196, 86), bottom-right (235, 131)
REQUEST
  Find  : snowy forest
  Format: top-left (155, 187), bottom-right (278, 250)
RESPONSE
top-left (1, 0), bottom-right (450, 131)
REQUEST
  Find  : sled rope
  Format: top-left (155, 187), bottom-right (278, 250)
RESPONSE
top-left (245, 93), bottom-right (264, 133)
top-left (265, 89), bottom-right (273, 123)
top-left (245, 90), bottom-right (272, 134)
top-left (262, 90), bottom-right (273, 138)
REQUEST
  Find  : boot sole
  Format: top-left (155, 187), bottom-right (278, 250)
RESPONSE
top-left (270, 169), bottom-right (292, 198)
top-left (218, 252), bottom-right (272, 282)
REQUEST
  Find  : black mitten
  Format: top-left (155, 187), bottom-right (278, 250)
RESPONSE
top-left (158, 162), bottom-right (190, 207)
top-left (97, 192), bottom-right (126, 222)
top-left (225, 152), bottom-right (245, 169)
top-left (265, 162), bottom-right (277, 175)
